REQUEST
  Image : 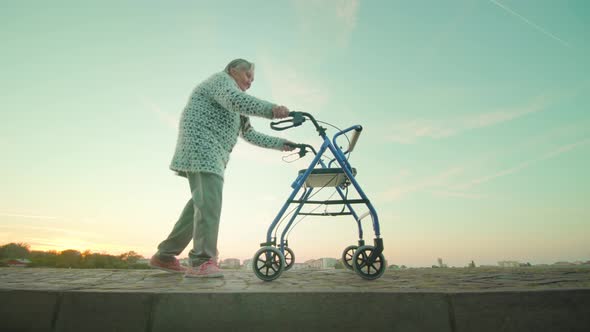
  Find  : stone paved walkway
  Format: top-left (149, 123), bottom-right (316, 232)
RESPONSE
top-left (0, 267), bottom-right (590, 332)
top-left (2, 266), bottom-right (590, 293)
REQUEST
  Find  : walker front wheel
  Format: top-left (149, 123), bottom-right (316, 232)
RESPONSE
top-left (352, 245), bottom-right (386, 280)
top-left (253, 247), bottom-right (285, 281)
top-left (341, 245), bottom-right (358, 270)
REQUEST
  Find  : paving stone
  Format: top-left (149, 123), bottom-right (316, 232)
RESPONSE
top-left (1, 266), bottom-right (590, 293)
top-left (2, 267), bottom-right (589, 332)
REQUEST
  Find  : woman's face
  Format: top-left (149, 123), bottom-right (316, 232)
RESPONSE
top-left (230, 67), bottom-right (254, 91)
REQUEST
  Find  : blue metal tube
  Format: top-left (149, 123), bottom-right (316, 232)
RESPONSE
top-left (268, 142), bottom-right (330, 244)
top-left (326, 142), bottom-right (381, 237)
top-left (267, 126), bottom-right (380, 245)
top-left (279, 188), bottom-right (313, 253)
top-left (334, 186), bottom-right (363, 239)
top-left (290, 142), bottom-right (329, 189)
top-left (315, 153), bottom-right (363, 238)
top-left (316, 154), bottom-right (363, 238)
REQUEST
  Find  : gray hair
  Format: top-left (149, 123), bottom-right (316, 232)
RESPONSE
top-left (224, 58), bottom-right (255, 74)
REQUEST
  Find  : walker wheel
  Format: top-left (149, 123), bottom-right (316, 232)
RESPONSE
top-left (283, 247), bottom-right (295, 271)
top-left (253, 246), bottom-right (285, 281)
top-left (352, 245), bottom-right (386, 280)
top-left (341, 245), bottom-right (358, 270)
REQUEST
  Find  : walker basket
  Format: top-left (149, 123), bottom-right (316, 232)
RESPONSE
top-left (298, 168), bottom-right (357, 188)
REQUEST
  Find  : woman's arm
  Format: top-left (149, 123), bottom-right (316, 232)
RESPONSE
top-left (239, 116), bottom-right (287, 150)
top-left (210, 73), bottom-right (274, 119)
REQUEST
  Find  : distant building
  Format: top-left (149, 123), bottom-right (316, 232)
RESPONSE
top-left (321, 258), bottom-right (337, 268)
top-left (220, 258), bottom-right (240, 269)
top-left (242, 259), bottom-right (253, 270)
top-left (291, 263), bottom-right (308, 270)
top-left (498, 261), bottom-right (520, 268)
top-left (304, 259), bottom-right (322, 269)
top-left (304, 258), bottom-right (337, 269)
top-left (553, 261), bottom-right (575, 266)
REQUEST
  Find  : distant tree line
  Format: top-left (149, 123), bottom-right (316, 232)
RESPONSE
top-left (0, 242), bottom-right (149, 269)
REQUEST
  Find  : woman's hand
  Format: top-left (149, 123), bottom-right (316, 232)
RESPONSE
top-left (282, 140), bottom-right (297, 152)
top-left (272, 105), bottom-right (290, 119)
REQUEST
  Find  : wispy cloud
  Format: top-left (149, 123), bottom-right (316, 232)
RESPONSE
top-left (138, 95), bottom-right (178, 129)
top-left (380, 122), bottom-right (588, 201)
top-left (452, 138), bottom-right (590, 190)
top-left (427, 190), bottom-right (486, 200)
top-left (462, 97), bottom-right (548, 128)
top-left (378, 166), bottom-right (465, 202)
top-left (22, 237), bottom-right (131, 254)
top-left (336, 0), bottom-right (359, 31)
top-left (258, 1), bottom-right (359, 111)
top-left (258, 55), bottom-right (329, 111)
top-left (418, 1), bottom-right (476, 60)
top-left (0, 212), bottom-right (97, 225)
top-left (0, 224), bottom-right (96, 238)
top-left (489, 0), bottom-right (570, 47)
top-left (387, 119), bottom-right (455, 144)
top-left (387, 95), bottom-right (550, 143)
top-left (0, 212), bottom-right (58, 220)
top-left (291, 0), bottom-right (360, 48)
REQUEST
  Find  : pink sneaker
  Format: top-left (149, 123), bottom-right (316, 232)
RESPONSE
top-left (184, 259), bottom-right (223, 278)
top-left (149, 255), bottom-right (186, 274)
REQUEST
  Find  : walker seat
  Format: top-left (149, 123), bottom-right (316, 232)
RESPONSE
top-left (298, 168), bottom-right (357, 188)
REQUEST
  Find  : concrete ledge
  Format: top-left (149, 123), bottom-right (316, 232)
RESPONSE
top-left (55, 292), bottom-right (153, 332)
top-left (2, 289), bottom-right (590, 332)
top-left (0, 290), bottom-right (59, 332)
top-left (2, 268), bottom-right (590, 331)
top-left (152, 292), bottom-right (450, 331)
top-left (450, 290), bottom-right (590, 332)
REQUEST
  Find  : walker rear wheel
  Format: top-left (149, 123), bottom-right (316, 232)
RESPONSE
top-left (352, 245), bottom-right (386, 280)
top-left (253, 247), bottom-right (285, 281)
top-left (283, 247), bottom-right (295, 271)
top-left (341, 245), bottom-right (358, 270)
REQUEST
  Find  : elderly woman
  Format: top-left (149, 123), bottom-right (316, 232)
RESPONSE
top-left (149, 59), bottom-right (293, 278)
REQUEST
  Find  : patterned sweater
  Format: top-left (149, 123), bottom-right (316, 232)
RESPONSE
top-left (170, 71), bottom-right (286, 177)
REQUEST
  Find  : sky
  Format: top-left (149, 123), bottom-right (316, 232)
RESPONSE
top-left (1, 0), bottom-right (589, 267)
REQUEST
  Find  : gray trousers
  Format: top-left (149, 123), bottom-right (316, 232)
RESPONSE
top-left (156, 171), bottom-right (224, 267)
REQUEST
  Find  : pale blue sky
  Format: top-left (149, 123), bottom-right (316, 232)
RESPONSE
top-left (1, 0), bottom-right (589, 267)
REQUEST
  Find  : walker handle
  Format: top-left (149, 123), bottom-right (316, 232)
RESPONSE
top-left (270, 112), bottom-right (306, 131)
top-left (347, 127), bottom-right (362, 153)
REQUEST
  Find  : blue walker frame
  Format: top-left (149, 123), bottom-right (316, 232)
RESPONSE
top-left (253, 112), bottom-right (385, 281)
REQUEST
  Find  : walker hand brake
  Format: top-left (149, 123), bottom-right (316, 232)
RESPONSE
top-left (285, 142), bottom-right (308, 158)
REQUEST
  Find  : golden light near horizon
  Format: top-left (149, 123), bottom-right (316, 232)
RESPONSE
top-left (1, 1), bottom-right (589, 267)
top-left (26, 238), bottom-right (142, 256)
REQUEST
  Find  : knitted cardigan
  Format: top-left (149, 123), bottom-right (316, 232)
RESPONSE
top-left (170, 71), bottom-right (286, 178)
